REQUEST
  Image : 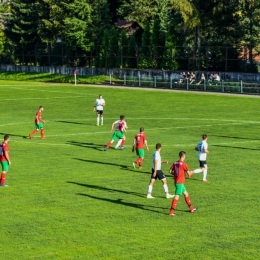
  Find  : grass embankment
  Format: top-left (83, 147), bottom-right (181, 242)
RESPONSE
top-left (0, 71), bottom-right (110, 84)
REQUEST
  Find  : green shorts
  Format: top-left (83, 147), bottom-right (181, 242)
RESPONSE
top-left (35, 123), bottom-right (44, 130)
top-left (111, 131), bottom-right (124, 141)
top-left (136, 148), bottom-right (144, 158)
top-left (175, 183), bottom-right (186, 195)
top-left (1, 161), bottom-right (9, 171)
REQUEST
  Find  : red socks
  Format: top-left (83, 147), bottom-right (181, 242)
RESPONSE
top-left (30, 129), bottom-right (38, 138)
top-left (135, 158), bottom-right (143, 167)
top-left (170, 197), bottom-right (194, 214)
top-left (0, 172), bottom-right (6, 185)
top-left (185, 196), bottom-right (194, 211)
top-left (106, 141), bottom-right (112, 149)
top-left (40, 129), bottom-right (45, 139)
top-left (171, 199), bottom-right (178, 210)
top-left (121, 139), bottom-right (125, 146)
top-left (29, 129), bottom-right (45, 139)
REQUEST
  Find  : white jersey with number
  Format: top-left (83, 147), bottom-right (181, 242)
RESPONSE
top-left (152, 151), bottom-right (161, 170)
top-left (95, 99), bottom-right (105, 110)
top-left (196, 140), bottom-right (208, 161)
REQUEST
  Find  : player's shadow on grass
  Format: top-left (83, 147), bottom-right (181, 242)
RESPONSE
top-left (54, 120), bottom-right (86, 125)
top-left (73, 158), bottom-right (129, 169)
top-left (77, 193), bottom-right (165, 214)
top-left (212, 144), bottom-right (260, 151)
top-left (0, 132), bottom-right (28, 139)
top-left (68, 141), bottom-right (105, 151)
top-left (73, 158), bottom-right (148, 173)
top-left (186, 178), bottom-right (204, 182)
top-left (211, 134), bottom-right (260, 141)
top-left (68, 181), bottom-right (146, 198)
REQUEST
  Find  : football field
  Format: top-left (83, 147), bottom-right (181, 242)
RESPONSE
top-left (0, 81), bottom-right (259, 259)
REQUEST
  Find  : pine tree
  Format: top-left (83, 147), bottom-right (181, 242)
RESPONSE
top-left (238, 0), bottom-right (260, 72)
top-left (96, 29), bottom-right (110, 68)
top-left (127, 35), bottom-right (137, 68)
top-left (0, 28), bottom-right (5, 55)
top-left (5, 0), bottom-right (41, 64)
top-left (117, 29), bottom-right (128, 68)
top-left (139, 22), bottom-right (152, 69)
top-left (151, 19), bottom-right (165, 69)
top-left (107, 27), bottom-right (118, 68)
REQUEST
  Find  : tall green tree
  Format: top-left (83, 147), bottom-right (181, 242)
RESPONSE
top-left (62, 0), bottom-right (92, 51)
top-left (5, 0), bottom-right (40, 47)
top-left (4, 0), bottom-right (42, 64)
top-left (117, 29), bottom-right (128, 68)
top-left (90, 0), bottom-right (112, 46)
top-left (0, 28), bottom-right (5, 55)
top-left (107, 0), bottom-right (123, 24)
top-left (95, 29), bottom-right (110, 68)
top-left (150, 19), bottom-right (166, 68)
top-left (107, 26), bottom-right (118, 68)
top-left (127, 34), bottom-right (136, 68)
top-left (237, 0), bottom-right (260, 70)
top-left (40, 0), bottom-right (92, 50)
top-left (139, 22), bottom-right (152, 68)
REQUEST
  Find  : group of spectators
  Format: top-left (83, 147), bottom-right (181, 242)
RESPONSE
top-left (179, 72), bottom-right (220, 85)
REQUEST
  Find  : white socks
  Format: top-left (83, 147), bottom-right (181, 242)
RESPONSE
top-left (193, 168), bottom-right (207, 181)
top-left (163, 184), bottom-right (169, 193)
top-left (148, 185), bottom-right (153, 194)
top-left (115, 139), bottom-right (123, 149)
top-left (203, 169), bottom-right (207, 181)
top-left (194, 169), bottom-right (203, 173)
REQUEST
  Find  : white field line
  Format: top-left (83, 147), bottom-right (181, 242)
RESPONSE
top-left (29, 122), bottom-right (260, 137)
top-left (1, 96), bottom-right (87, 101)
top-left (11, 139), bottom-right (259, 148)
top-left (3, 86), bottom-right (96, 97)
top-left (1, 118), bottom-right (259, 128)
top-left (3, 122), bottom-right (246, 139)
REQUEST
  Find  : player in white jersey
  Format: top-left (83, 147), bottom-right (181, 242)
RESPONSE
top-left (191, 134), bottom-right (209, 182)
top-left (147, 143), bottom-right (174, 199)
top-left (93, 94), bottom-right (105, 126)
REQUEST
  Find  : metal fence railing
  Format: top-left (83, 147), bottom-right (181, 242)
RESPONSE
top-left (108, 75), bottom-right (260, 94)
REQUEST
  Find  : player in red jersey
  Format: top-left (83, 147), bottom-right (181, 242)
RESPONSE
top-left (168, 151), bottom-right (198, 216)
top-left (29, 106), bottom-right (46, 139)
top-left (132, 127), bottom-right (149, 169)
top-left (0, 135), bottom-right (11, 187)
top-left (104, 115), bottom-right (128, 151)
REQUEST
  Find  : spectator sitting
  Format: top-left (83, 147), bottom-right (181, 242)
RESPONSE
top-left (208, 73), bottom-right (215, 85)
top-left (179, 72), bottom-right (185, 83)
top-left (214, 73), bottom-right (220, 82)
top-left (186, 72), bottom-right (191, 80)
top-left (196, 73), bottom-right (205, 85)
top-left (190, 72), bottom-right (196, 84)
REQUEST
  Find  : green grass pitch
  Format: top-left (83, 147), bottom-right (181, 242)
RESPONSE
top-left (0, 80), bottom-right (259, 259)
